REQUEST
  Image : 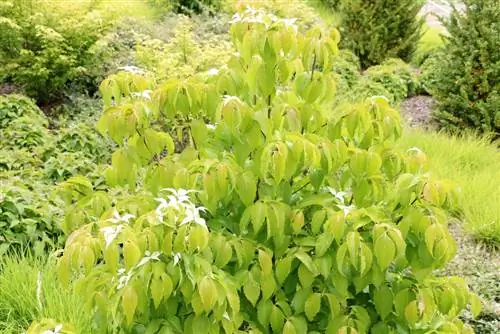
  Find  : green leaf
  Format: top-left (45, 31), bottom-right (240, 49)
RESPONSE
top-left (252, 202), bottom-right (267, 235)
top-left (305, 293), bottom-right (321, 321)
top-left (236, 171), bottom-right (257, 206)
top-left (374, 286), bottom-right (393, 320)
top-left (162, 273), bottom-right (173, 300)
top-left (244, 274), bottom-right (260, 306)
top-left (257, 299), bottom-right (273, 328)
top-left (374, 233), bottom-right (396, 270)
top-left (260, 275), bottom-right (276, 301)
top-left (315, 232), bottom-right (334, 257)
top-left (123, 241), bottom-right (141, 270)
top-left (258, 249), bottom-right (273, 276)
top-left (295, 250), bottom-right (317, 274)
top-left (283, 320), bottom-right (297, 334)
top-left (270, 304), bottom-right (285, 332)
top-left (150, 276), bottom-right (164, 309)
top-left (199, 276), bottom-right (217, 312)
top-left (470, 293), bottom-right (482, 318)
top-left (298, 263), bottom-right (315, 288)
top-left (276, 256), bottom-right (293, 285)
top-left (122, 285), bottom-right (138, 325)
top-left (404, 300), bottom-right (420, 325)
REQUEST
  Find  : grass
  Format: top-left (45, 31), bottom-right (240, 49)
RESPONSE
top-left (0, 254), bottom-right (92, 333)
top-left (412, 23), bottom-right (446, 65)
top-left (399, 128), bottom-right (500, 243)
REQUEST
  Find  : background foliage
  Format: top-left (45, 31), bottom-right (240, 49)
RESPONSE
top-left (322, 0), bottom-right (425, 69)
top-left (424, 0), bottom-right (500, 136)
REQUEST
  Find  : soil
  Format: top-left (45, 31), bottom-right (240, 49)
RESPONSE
top-left (439, 223), bottom-right (500, 332)
top-left (400, 95), bottom-right (438, 130)
top-left (0, 83), bottom-right (22, 96)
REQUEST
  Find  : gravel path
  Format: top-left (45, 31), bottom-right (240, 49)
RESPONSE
top-left (400, 96), bottom-right (438, 130)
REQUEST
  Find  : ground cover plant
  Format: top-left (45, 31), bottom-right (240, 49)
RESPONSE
top-left (47, 7), bottom-right (483, 333)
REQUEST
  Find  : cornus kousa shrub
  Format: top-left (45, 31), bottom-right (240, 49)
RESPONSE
top-left (57, 8), bottom-right (481, 334)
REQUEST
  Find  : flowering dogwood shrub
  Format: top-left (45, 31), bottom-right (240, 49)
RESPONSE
top-left (56, 8), bottom-right (480, 334)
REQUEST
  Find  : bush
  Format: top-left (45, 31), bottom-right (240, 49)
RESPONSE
top-left (53, 8), bottom-right (481, 333)
top-left (0, 117), bottom-right (51, 150)
top-left (43, 152), bottom-right (99, 183)
top-left (52, 123), bottom-right (113, 163)
top-left (135, 14), bottom-right (233, 81)
top-left (148, 0), bottom-right (222, 15)
top-left (331, 50), bottom-right (361, 89)
top-left (427, 0), bottom-right (500, 136)
top-left (0, 1), bottom-right (111, 103)
top-left (0, 94), bottom-right (46, 128)
top-left (327, 0), bottom-right (425, 69)
top-left (419, 50), bottom-right (445, 95)
top-left (364, 59), bottom-right (420, 102)
top-left (0, 178), bottom-right (61, 257)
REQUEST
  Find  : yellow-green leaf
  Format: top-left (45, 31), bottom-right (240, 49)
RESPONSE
top-left (305, 293), bottom-right (321, 321)
top-left (199, 276), bottom-right (217, 312)
top-left (122, 285), bottom-right (138, 325)
top-left (123, 241), bottom-right (141, 270)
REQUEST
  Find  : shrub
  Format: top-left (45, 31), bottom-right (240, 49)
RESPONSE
top-left (0, 149), bottom-right (42, 172)
top-left (148, 0), bottom-right (222, 15)
top-left (331, 50), bottom-right (361, 89)
top-left (0, 94), bottom-right (46, 128)
top-left (349, 78), bottom-right (397, 104)
top-left (326, 0), bottom-right (425, 69)
top-left (0, 117), bottom-right (51, 150)
top-left (419, 50), bottom-right (445, 95)
top-left (42, 152), bottom-right (99, 182)
top-left (52, 123), bottom-right (113, 163)
top-left (428, 0), bottom-right (500, 136)
top-left (135, 14), bottom-right (233, 81)
top-left (54, 8), bottom-right (481, 333)
top-left (363, 59), bottom-right (420, 102)
top-left (0, 1), bottom-right (110, 103)
top-left (0, 179), bottom-right (61, 257)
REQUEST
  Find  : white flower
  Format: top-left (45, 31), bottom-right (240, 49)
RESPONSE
top-left (173, 253), bottom-right (182, 266)
top-left (101, 225), bottom-right (123, 248)
top-left (155, 196), bottom-right (179, 212)
top-left (131, 90), bottom-right (152, 100)
top-left (338, 204), bottom-right (356, 216)
top-left (206, 123), bottom-right (216, 130)
top-left (180, 204), bottom-right (208, 229)
top-left (136, 251), bottom-right (161, 268)
top-left (207, 68), bottom-right (219, 76)
top-left (106, 210), bottom-right (135, 224)
top-left (328, 187), bottom-right (350, 203)
top-left (117, 269), bottom-right (133, 290)
top-left (42, 324), bottom-right (63, 334)
top-left (160, 188), bottom-right (198, 204)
